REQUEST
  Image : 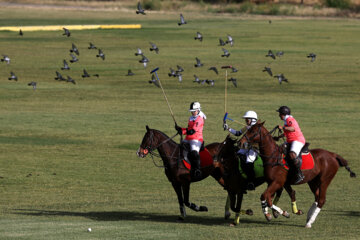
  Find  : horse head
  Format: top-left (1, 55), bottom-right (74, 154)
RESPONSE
top-left (218, 135), bottom-right (240, 178)
top-left (239, 121), bottom-right (266, 148)
top-left (137, 125), bottom-right (158, 158)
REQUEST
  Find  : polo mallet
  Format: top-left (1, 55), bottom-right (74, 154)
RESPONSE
top-left (150, 67), bottom-right (177, 125)
top-left (224, 112), bottom-right (246, 126)
top-left (222, 65), bottom-right (232, 115)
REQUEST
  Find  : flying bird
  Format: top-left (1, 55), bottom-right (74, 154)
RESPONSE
top-left (262, 66), bottom-right (273, 76)
top-left (96, 49), bottom-right (105, 60)
top-left (221, 48), bottom-right (230, 57)
top-left (226, 35), bottom-right (234, 47)
top-left (136, 2), bottom-right (146, 15)
top-left (194, 57), bottom-right (203, 67)
top-left (70, 43), bottom-right (79, 55)
top-left (19, 29), bottom-right (23, 36)
top-left (8, 71), bottom-right (17, 81)
top-left (168, 68), bottom-right (176, 77)
top-left (82, 69), bottom-right (90, 78)
top-left (274, 74), bottom-right (288, 84)
top-left (149, 74), bottom-right (160, 88)
top-left (28, 81), bottom-right (37, 90)
top-left (206, 79), bottom-right (215, 86)
top-left (307, 53), bottom-right (316, 62)
top-left (231, 66), bottom-right (238, 73)
top-left (55, 71), bottom-right (66, 81)
top-left (178, 14), bottom-right (187, 26)
top-left (176, 65), bottom-right (184, 73)
top-left (219, 38), bottom-right (226, 46)
top-left (193, 75), bottom-right (200, 84)
top-left (194, 32), bottom-right (203, 41)
top-left (69, 53), bottom-right (78, 63)
top-left (61, 60), bottom-right (70, 70)
top-left (208, 67), bottom-right (218, 75)
top-left (228, 77), bottom-right (237, 87)
top-left (88, 42), bottom-right (97, 49)
top-left (139, 55), bottom-right (149, 68)
top-left (1, 55), bottom-right (10, 64)
top-left (135, 48), bottom-right (143, 56)
top-left (149, 42), bottom-right (159, 54)
top-left (176, 73), bottom-right (183, 82)
top-left (276, 51), bottom-right (284, 57)
top-left (67, 76), bottom-right (76, 84)
top-left (63, 28), bottom-right (70, 37)
top-left (126, 69), bottom-right (135, 76)
top-left (266, 50), bottom-right (276, 60)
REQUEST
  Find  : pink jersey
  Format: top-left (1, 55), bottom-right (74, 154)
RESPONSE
top-left (181, 114), bottom-right (205, 142)
top-left (283, 115), bottom-right (305, 144)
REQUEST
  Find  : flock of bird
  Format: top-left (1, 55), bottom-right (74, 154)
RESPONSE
top-left (1, 27), bottom-right (105, 89)
top-left (133, 1), bottom-right (317, 89)
top-left (1, 2), bottom-right (318, 90)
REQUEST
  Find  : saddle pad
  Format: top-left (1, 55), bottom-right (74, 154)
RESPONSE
top-left (283, 152), bottom-right (315, 170)
top-left (238, 156), bottom-right (264, 179)
top-left (182, 148), bottom-right (213, 170)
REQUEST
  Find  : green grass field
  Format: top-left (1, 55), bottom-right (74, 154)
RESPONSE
top-left (0, 6), bottom-right (359, 240)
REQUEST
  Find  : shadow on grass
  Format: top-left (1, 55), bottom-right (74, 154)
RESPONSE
top-left (12, 209), bottom-right (303, 227)
top-left (326, 210), bottom-right (360, 218)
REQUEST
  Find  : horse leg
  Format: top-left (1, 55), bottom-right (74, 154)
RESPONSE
top-left (306, 177), bottom-right (333, 228)
top-left (225, 194), bottom-right (231, 219)
top-left (284, 184), bottom-right (303, 215)
top-left (261, 182), bottom-right (289, 221)
top-left (272, 188), bottom-right (283, 218)
top-left (306, 178), bottom-right (320, 225)
top-left (171, 182), bottom-right (186, 221)
top-left (230, 193), bottom-right (243, 227)
top-left (182, 183), bottom-right (208, 212)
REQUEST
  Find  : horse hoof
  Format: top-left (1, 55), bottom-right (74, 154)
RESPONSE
top-left (225, 211), bottom-right (231, 219)
top-left (246, 209), bottom-right (253, 216)
top-left (199, 206), bottom-right (208, 212)
top-left (272, 210), bottom-right (279, 218)
top-left (265, 213), bottom-right (272, 221)
top-left (230, 222), bottom-right (237, 227)
top-left (305, 223), bottom-right (312, 228)
top-left (282, 211), bottom-right (290, 218)
top-left (296, 210), bottom-right (304, 215)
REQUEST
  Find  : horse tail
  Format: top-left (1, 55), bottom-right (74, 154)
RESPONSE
top-left (335, 154), bottom-right (356, 178)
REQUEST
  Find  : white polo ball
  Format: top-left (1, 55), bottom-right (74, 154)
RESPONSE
top-left (87, 228), bottom-right (92, 232)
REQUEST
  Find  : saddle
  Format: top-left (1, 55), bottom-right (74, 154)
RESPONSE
top-left (282, 143), bottom-right (314, 170)
top-left (181, 142), bottom-right (212, 170)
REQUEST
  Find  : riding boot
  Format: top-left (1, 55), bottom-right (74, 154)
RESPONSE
top-left (292, 156), bottom-right (304, 184)
top-left (190, 150), bottom-right (202, 179)
top-left (245, 163), bottom-right (255, 190)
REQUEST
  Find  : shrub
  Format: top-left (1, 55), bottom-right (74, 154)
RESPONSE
top-left (143, 0), bottom-right (162, 10)
top-left (324, 0), bottom-right (351, 9)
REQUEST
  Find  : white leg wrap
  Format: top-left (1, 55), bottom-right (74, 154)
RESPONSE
top-left (306, 207), bottom-right (321, 228)
top-left (307, 202), bottom-right (318, 222)
top-left (271, 204), bottom-right (284, 215)
top-left (261, 200), bottom-right (268, 214)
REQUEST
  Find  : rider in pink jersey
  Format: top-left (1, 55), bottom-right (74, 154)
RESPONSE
top-left (276, 106), bottom-right (305, 184)
top-left (175, 102), bottom-right (206, 178)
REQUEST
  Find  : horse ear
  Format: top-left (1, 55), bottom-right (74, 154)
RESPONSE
top-left (261, 121), bottom-right (266, 125)
top-left (146, 125), bottom-right (150, 132)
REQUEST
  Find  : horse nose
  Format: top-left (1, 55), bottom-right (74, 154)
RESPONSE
top-left (136, 148), bottom-right (143, 158)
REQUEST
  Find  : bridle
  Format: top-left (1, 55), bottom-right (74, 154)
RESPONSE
top-left (139, 130), bottom-right (180, 168)
top-left (241, 125), bottom-right (284, 166)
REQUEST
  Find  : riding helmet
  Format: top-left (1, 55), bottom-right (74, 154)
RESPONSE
top-left (276, 106), bottom-right (291, 115)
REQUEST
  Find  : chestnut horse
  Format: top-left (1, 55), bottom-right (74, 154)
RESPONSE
top-left (218, 135), bottom-right (302, 226)
top-left (239, 121), bottom-right (356, 228)
top-left (137, 126), bottom-right (228, 221)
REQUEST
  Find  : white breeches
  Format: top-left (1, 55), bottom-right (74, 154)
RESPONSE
top-left (237, 148), bottom-right (258, 163)
top-left (183, 140), bottom-right (202, 153)
top-left (289, 141), bottom-right (305, 156)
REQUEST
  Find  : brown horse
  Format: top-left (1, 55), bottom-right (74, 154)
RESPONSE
top-left (137, 126), bottom-right (229, 221)
top-left (239, 121), bottom-right (356, 228)
top-left (218, 135), bottom-right (302, 226)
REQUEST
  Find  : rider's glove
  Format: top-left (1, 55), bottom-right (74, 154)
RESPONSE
top-left (175, 124), bottom-right (182, 134)
top-left (223, 123), bottom-right (229, 131)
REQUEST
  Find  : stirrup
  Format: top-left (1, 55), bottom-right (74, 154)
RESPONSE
top-left (247, 182), bottom-right (255, 190)
top-left (294, 172), bottom-right (304, 184)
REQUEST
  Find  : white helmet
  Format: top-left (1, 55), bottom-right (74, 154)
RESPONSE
top-left (242, 110), bottom-right (258, 125)
top-left (189, 102), bottom-right (201, 112)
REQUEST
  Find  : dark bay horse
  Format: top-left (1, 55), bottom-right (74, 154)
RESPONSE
top-left (218, 135), bottom-right (302, 226)
top-left (137, 126), bottom-right (229, 221)
top-left (239, 121), bottom-right (356, 228)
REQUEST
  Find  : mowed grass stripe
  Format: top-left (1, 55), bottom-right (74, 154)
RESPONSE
top-left (0, 24), bottom-right (141, 32)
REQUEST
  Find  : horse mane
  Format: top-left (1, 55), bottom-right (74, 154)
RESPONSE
top-left (149, 128), bottom-right (178, 146)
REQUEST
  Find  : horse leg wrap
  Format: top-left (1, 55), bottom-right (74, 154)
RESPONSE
top-left (306, 207), bottom-right (321, 228)
top-left (292, 201), bottom-right (298, 214)
top-left (234, 212), bottom-right (240, 225)
top-left (271, 204), bottom-right (283, 215)
top-left (180, 206), bottom-right (186, 219)
top-left (307, 202), bottom-right (318, 222)
top-left (261, 200), bottom-right (268, 214)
